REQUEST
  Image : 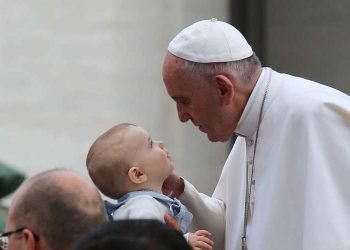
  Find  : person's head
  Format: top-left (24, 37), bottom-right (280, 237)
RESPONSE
top-left (4, 168), bottom-right (107, 250)
top-left (75, 219), bottom-right (192, 250)
top-left (162, 19), bottom-right (262, 142)
top-left (86, 123), bottom-right (174, 199)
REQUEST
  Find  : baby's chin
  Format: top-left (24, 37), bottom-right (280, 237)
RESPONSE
top-left (169, 162), bottom-right (176, 173)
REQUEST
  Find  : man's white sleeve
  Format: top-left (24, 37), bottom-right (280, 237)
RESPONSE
top-left (179, 179), bottom-right (225, 250)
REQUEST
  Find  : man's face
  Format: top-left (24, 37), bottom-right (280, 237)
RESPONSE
top-left (162, 53), bottom-right (234, 142)
top-left (5, 208), bottom-right (27, 250)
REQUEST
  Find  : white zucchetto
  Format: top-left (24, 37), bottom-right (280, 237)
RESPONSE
top-left (168, 18), bottom-right (253, 63)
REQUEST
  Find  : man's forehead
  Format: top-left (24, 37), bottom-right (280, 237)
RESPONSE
top-left (163, 53), bottom-right (186, 80)
top-left (164, 70), bottom-right (196, 93)
top-left (166, 73), bottom-right (205, 102)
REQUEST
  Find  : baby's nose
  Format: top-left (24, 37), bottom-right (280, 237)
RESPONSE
top-left (157, 141), bottom-right (165, 149)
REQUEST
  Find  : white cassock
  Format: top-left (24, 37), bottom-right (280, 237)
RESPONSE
top-left (179, 67), bottom-right (350, 250)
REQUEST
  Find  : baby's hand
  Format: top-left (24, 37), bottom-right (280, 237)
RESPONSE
top-left (188, 230), bottom-right (214, 250)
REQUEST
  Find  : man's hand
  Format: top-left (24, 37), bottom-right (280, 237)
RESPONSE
top-left (188, 230), bottom-right (214, 250)
top-left (164, 213), bottom-right (182, 233)
top-left (162, 171), bottom-right (185, 198)
top-left (165, 213), bottom-right (214, 250)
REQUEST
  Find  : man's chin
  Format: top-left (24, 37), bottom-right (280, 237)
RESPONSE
top-left (207, 133), bottom-right (231, 143)
top-left (207, 133), bottom-right (219, 142)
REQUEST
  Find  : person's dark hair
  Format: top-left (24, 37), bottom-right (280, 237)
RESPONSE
top-left (13, 169), bottom-right (107, 250)
top-left (182, 53), bottom-right (262, 85)
top-left (75, 219), bottom-right (192, 250)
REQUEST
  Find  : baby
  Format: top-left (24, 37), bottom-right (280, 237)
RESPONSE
top-left (86, 123), bottom-right (213, 250)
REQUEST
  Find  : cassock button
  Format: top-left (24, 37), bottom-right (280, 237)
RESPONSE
top-left (248, 158), bottom-right (253, 165)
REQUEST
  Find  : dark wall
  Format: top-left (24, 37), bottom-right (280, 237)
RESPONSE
top-left (230, 0), bottom-right (350, 94)
top-left (266, 0), bottom-right (350, 94)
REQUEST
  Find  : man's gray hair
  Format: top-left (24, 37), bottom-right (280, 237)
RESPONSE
top-left (181, 53), bottom-right (261, 84)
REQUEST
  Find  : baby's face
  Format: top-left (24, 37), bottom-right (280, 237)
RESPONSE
top-left (124, 126), bottom-right (174, 183)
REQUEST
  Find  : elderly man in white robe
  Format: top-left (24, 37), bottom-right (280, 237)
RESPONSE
top-left (162, 18), bottom-right (350, 250)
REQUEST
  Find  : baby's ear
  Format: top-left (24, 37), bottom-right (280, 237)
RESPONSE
top-left (128, 167), bottom-right (147, 184)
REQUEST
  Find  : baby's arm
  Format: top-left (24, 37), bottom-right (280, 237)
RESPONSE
top-left (188, 230), bottom-right (214, 250)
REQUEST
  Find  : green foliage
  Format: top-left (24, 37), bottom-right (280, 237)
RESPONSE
top-left (0, 161), bottom-right (25, 199)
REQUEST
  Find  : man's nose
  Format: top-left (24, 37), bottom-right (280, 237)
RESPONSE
top-left (177, 106), bottom-right (190, 122)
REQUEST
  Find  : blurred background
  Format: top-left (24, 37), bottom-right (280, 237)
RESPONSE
top-left (1, 0), bottom-right (349, 230)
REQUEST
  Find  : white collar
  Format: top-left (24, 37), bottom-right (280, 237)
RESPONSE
top-left (235, 67), bottom-right (270, 138)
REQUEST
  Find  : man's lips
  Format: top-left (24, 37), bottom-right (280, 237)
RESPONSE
top-left (198, 125), bottom-right (206, 132)
top-left (192, 120), bottom-right (206, 133)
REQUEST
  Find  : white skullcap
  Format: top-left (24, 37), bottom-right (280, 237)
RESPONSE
top-left (168, 18), bottom-right (253, 63)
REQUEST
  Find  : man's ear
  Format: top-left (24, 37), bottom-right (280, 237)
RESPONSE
top-left (22, 228), bottom-right (37, 250)
top-left (128, 167), bottom-right (147, 184)
top-left (214, 74), bottom-right (234, 105)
